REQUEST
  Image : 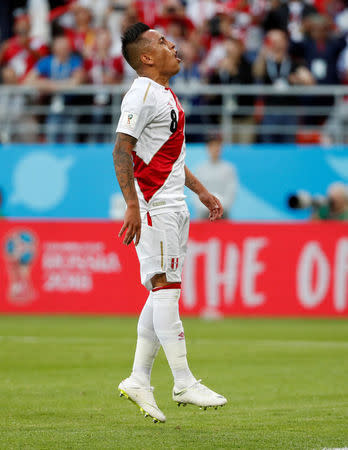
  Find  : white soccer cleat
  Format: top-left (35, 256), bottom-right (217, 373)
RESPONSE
top-left (118, 377), bottom-right (166, 423)
top-left (173, 379), bottom-right (227, 409)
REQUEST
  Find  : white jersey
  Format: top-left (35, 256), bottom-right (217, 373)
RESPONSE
top-left (116, 76), bottom-right (187, 216)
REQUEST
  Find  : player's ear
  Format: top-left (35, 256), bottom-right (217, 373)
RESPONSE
top-left (140, 52), bottom-right (153, 66)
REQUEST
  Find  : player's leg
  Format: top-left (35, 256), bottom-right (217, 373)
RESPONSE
top-left (130, 292), bottom-right (160, 387)
top-left (150, 211), bottom-right (227, 409)
top-left (121, 212), bottom-right (192, 390)
top-left (151, 272), bottom-right (196, 390)
top-left (118, 289), bottom-right (165, 423)
top-left (118, 214), bottom-right (166, 423)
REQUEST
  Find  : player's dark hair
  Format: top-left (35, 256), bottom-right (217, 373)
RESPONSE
top-left (121, 22), bottom-right (150, 69)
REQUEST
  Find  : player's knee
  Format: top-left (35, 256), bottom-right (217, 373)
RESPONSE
top-left (137, 324), bottom-right (156, 340)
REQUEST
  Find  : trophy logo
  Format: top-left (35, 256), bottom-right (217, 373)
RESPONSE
top-left (3, 229), bottom-right (38, 304)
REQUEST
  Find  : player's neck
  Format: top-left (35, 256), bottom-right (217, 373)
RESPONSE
top-left (138, 70), bottom-right (170, 88)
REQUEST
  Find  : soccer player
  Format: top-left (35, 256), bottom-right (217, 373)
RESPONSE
top-left (113, 22), bottom-right (227, 423)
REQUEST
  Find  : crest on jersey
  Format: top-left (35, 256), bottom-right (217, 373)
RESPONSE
top-left (170, 257), bottom-right (179, 270)
top-left (121, 111), bottom-right (138, 130)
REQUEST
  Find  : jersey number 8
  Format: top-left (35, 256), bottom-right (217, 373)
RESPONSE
top-left (170, 109), bottom-right (178, 133)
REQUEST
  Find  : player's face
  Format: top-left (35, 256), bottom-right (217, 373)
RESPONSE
top-left (143, 30), bottom-right (181, 77)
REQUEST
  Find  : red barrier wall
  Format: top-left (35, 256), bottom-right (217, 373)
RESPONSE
top-left (0, 220), bottom-right (347, 316)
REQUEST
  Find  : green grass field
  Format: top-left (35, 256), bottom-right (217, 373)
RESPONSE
top-left (1, 316), bottom-right (348, 449)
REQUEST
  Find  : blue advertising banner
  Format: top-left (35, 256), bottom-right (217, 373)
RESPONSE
top-left (0, 143), bottom-right (347, 220)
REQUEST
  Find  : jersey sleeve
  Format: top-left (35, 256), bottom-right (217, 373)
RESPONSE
top-left (116, 84), bottom-right (155, 139)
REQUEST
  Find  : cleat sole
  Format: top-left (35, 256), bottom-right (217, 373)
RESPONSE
top-left (177, 402), bottom-right (226, 410)
top-left (118, 388), bottom-right (164, 424)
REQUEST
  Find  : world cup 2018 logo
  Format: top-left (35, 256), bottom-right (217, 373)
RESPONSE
top-left (3, 229), bottom-right (38, 304)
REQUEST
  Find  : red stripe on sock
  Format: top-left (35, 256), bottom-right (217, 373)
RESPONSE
top-left (147, 212), bottom-right (152, 226)
top-left (152, 282), bottom-right (181, 292)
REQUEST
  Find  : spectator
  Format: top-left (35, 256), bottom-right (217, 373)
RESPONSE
top-left (293, 13), bottom-right (346, 125)
top-left (322, 40), bottom-right (348, 144)
top-left (263, 0), bottom-right (317, 42)
top-left (208, 37), bottom-right (255, 143)
top-left (84, 27), bottom-right (123, 85)
top-left (155, 0), bottom-right (195, 42)
top-left (253, 29), bottom-right (315, 143)
top-left (313, 182), bottom-right (348, 221)
top-left (294, 14), bottom-right (346, 85)
top-left (75, 0), bottom-right (110, 28)
top-left (0, 13), bottom-right (48, 84)
top-left (193, 134), bottom-right (238, 219)
top-left (224, 0), bottom-right (267, 61)
top-left (64, 4), bottom-right (96, 58)
top-left (84, 28), bottom-right (124, 142)
top-left (2, 0), bottom-right (348, 144)
top-left (133, 0), bottom-right (161, 28)
top-left (0, 13), bottom-right (47, 143)
top-left (25, 35), bottom-right (84, 142)
top-left (200, 12), bottom-right (233, 75)
top-left (121, 2), bottom-right (141, 33)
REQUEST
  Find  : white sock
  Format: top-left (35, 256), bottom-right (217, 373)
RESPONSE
top-left (152, 288), bottom-right (196, 390)
top-left (131, 292), bottom-right (160, 387)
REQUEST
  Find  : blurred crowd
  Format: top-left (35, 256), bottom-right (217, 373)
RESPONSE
top-left (1, 0), bottom-right (348, 143)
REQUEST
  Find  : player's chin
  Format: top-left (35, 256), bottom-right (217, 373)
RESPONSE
top-left (172, 58), bottom-right (181, 72)
top-left (171, 64), bottom-right (181, 76)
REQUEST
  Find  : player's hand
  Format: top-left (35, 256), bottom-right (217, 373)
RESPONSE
top-left (118, 204), bottom-right (141, 246)
top-left (198, 191), bottom-right (223, 222)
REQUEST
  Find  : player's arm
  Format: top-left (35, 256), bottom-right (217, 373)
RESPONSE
top-left (184, 165), bottom-right (223, 221)
top-left (113, 132), bottom-right (141, 245)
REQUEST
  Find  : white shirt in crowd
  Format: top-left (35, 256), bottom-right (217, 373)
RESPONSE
top-left (194, 159), bottom-right (238, 218)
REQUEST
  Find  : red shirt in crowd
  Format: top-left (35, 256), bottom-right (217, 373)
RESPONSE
top-left (64, 28), bottom-right (96, 56)
top-left (0, 36), bottom-right (49, 81)
top-left (84, 54), bottom-right (123, 84)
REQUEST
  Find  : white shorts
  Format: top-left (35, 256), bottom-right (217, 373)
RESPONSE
top-left (135, 209), bottom-right (190, 290)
